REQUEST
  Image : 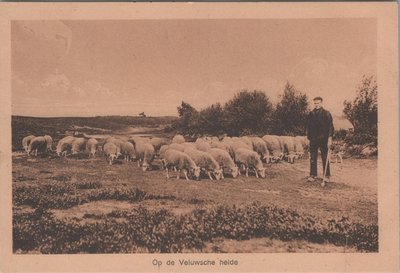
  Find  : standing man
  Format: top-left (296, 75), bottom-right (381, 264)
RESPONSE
top-left (306, 96), bottom-right (334, 183)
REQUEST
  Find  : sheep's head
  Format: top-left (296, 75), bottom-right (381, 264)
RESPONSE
top-left (213, 169), bottom-right (223, 180)
top-left (231, 166), bottom-right (239, 178)
top-left (287, 154), bottom-right (296, 164)
top-left (142, 162), bottom-right (150, 171)
top-left (108, 154), bottom-right (117, 165)
top-left (263, 154), bottom-right (272, 163)
top-left (191, 166), bottom-right (201, 179)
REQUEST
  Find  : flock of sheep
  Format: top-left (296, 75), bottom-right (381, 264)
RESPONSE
top-left (21, 133), bottom-right (309, 181)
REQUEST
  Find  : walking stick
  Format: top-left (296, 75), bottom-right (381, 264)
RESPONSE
top-left (321, 148), bottom-right (331, 187)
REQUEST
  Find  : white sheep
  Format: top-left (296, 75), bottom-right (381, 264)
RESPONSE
top-left (43, 135), bottom-right (53, 152)
top-left (120, 141), bottom-right (136, 162)
top-left (262, 135), bottom-right (284, 162)
top-left (86, 138), bottom-right (99, 158)
top-left (250, 136), bottom-right (271, 163)
top-left (234, 148), bottom-right (266, 178)
top-left (22, 135), bottom-right (35, 154)
top-left (168, 143), bottom-right (186, 152)
top-left (279, 136), bottom-right (297, 164)
top-left (103, 142), bottom-right (119, 165)
top-left (172, 134), bottom-right (185, 144)
top-left (164, 149), bottom-right (201, 180)
top-left (195, 139), bottom-right (211, 152)
top-left (56, 136), bottom-right (75, 157)
top-left (135, 141), bottom-right (155, 171)
top-left (27, 136), bottom-right (47, 156)
top-left (184, 148), bottom-right (223, 180)
top-left (208, 148), bottom-right (239, 178)
top-left (71, 138), bottom-right (87, 155)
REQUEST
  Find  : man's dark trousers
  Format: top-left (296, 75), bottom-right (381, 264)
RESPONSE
top-left (309, 138), bottom-right (330, 177)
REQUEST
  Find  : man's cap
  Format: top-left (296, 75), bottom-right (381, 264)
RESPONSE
top-left (313, 96), bottom-right (323, 101)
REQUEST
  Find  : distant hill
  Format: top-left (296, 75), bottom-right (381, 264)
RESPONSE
top-left (12, 115), bottom-right (178, 151)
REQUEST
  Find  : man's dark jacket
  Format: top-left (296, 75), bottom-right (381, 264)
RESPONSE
top-left (306, 108), bottom-right (334, 141)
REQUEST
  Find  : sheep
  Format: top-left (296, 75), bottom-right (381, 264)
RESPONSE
top-left (240, 136), bottom-right (254, 148)
top-left (208, 148), bottom-right (239, 178)
top-left (279, 136), bottom-right (297, 164)
top-left (210, 141), bottom-right (232, 154)
top-left (159, 145), bottom-right (170, 159)
top-left (262, 135), bottom-right (284, 162)
top-left (293, 137), bottom-right (305, 159)
top-left (234, 148), bottom-right (266, 178)
top-left (22, 135), bottom-right (35, 154)
top-left (134, 141), bottom-right (155, 171)
top-left (43, 135), bottom-right (53, 152)
top-left (168, 143), bottom-right (185, 152)
top-left (103, 142), bottom-right (119, 165)
top-left (27, 136), bottom-right (47, 156)
top-left (163, 149), bottom-right (201, 180)
top-left (86, 138), bottom-right (99, 158)
top-left (56, 136), bottom-right (75, 157)
top-left (120, 141), bottom-right (136, 162)
top-left (184, 148), bottom-right (223, 180)
top-left (71, 138), bottom-right (87, 155)
top-left (230, 141), bottom-right (253, 161)
top-left (195, 138), bottom-right (211, 152)
top-left (172, 134), bottom-right (185, 144)
top-left (250, 136), bottom-right (271, 163)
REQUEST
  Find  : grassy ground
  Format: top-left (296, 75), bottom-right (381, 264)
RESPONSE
top-left (12, 150), bottom-right (377, 253)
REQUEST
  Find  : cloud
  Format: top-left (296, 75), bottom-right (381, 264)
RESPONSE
top-left (74, 81), bottom-right (115, 98)
top-left (41, 71), bottom-right (71, 93)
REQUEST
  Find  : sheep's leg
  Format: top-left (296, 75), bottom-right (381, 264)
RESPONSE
top-left (183, 169), bottom-right (189, 181)
top-left (245, 167), bottom-right (249, 177)
top-left (255, 168), bottom-right (259, 178)
top-left (208, 171), bottom-right (213, 180)
top-left (221, 172), bottom-right (225, 179)
top-left (176, 170), bottom-right (180, 180)
top-left (166, 168), bottom-right (170, 179)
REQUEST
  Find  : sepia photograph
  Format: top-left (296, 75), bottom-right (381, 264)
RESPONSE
top-left (0, 2), bottom-right (398, 272)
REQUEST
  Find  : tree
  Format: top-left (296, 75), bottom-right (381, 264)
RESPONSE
top-left (343, 75), bottom-right (377, 145)
top-left (198, 103), bottom-right (226, 136)
top-left (272, 82), bottom-right (309, 136)
top-left (175, 101), bottom-right (200, 135)
top-left (224, 90), bottom-right (274, 136)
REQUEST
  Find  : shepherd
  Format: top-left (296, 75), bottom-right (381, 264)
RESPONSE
top-left (306, 96), bottom-right (334, 185)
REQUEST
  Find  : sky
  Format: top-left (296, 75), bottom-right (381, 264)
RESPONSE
top-left (11, 19), bottom-right (376, 117)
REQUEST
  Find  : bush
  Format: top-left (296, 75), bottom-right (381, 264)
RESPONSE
top-left (13, 203), bottom-right (378, 253)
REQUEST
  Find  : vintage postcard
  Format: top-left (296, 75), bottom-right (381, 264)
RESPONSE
top-left (0, 2), bottom-right (398, 272)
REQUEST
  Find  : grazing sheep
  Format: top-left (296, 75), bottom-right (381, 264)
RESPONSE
top-left (159, 144), bottom-right (170, 159)
top-left (164, 149), bottom-right (201, 180)
top-left (262, 135), bottom-right (284, 162)
top-left (195, 139), bottom-right (211, 152)
top-left (71, 138), bottom-right (87, 155)
top-left (120, 141), bottom-right (136, 161)
top-left (280, 136), bottom-right (297, 164)
top-left (43, 135), bottom-right (53, 152)
top-left (230, 141), bottom-right (253, 161)
top-left (135, 141), bottom-right (155, 171)
top-left (172, 134), bottom-right (185, 144)
top-left (210, 141), bottom-right (232, 154)
top-left (234, 148), bottom-right (266, 178)
top-left (86, 138), bottom-right (99, 158)
top-left (22, 135), bottom-right (35, 154)
top-left (293, 137), bottom-right (305, 159)
top-left (56, 136), bottom-right (75, 157)
top-left (251, 136), bottom-right (271, 163)
top-left (168, 143), bottom-right (185, 152)
top-left (103, 142), bottom-right (119, 165)
top-left (208, 148), bottom-right (239, 178)
top-left (27, 136), bottom-right (47, 156)
top-left (184, 149), bottom-right (223, 180)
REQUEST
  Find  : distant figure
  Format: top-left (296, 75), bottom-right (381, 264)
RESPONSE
top-left (138, 112), bottom-right (146, 117)
top-left (306, 97), bottom-right (334, 184)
